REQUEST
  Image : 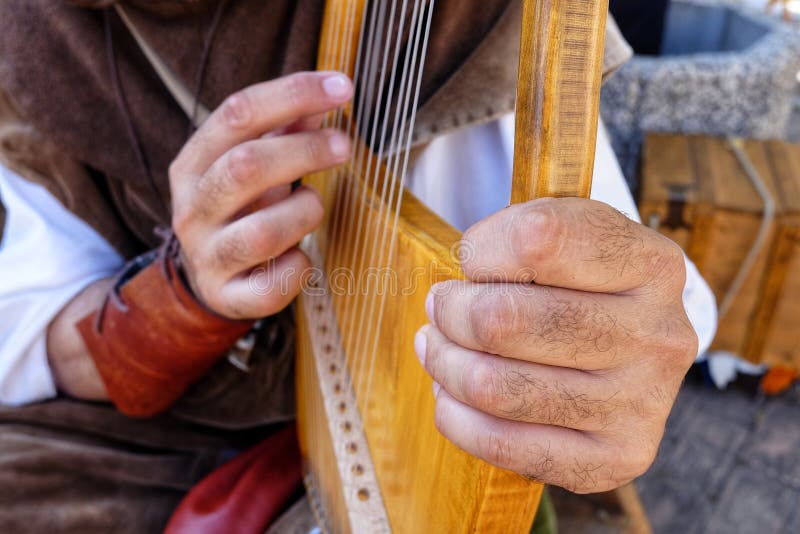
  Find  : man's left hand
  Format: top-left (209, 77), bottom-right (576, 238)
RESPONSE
top-left (415, 197), bottom-right (698, 493)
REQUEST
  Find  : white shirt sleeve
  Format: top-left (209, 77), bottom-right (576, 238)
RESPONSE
top-left (407, 115), bottom-right (718, 357)
top-left (0, 163), bottom-right (123, 405)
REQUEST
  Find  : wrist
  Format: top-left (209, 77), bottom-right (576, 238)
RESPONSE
top-left (46, 277), bottom-right (114, 401)
top-left (77, 232), bottom-right (255, 417)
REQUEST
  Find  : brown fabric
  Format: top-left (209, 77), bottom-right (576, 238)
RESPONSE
top-left (76, 236), bottom-right (255, 418)
top-left (0, 88), bottom-right (142, 257)
top-left (0, 399), bottom-right (258, 533)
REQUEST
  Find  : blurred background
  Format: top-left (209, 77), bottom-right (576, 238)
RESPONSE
top-left (547, 1), bottom-right (800, 533)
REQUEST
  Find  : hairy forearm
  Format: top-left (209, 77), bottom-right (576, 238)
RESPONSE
top-left (46, 278), bottom-right (112, 401)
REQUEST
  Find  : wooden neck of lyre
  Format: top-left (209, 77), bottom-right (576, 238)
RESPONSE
top-left (512, 0), bottom-right (609, 203)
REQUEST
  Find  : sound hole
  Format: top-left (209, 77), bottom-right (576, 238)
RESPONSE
top-left (352, 464), bottom-right (364, 476)
top-left (357, 489), bottom-right (370, 502)
top-left (342, 421), bottom-right (352, 433)
top-left (347, 442), bottom-right (358, 454)
top-left (329, 363), bottom-right (337, 373)
top-left (334, 383), bottom-right (342, 394)
top-left (315, 303), bottom-right (324, 312)
top-left (338, 402), bottom-right (347, 413)
top-left (319, 325), bottom-right (329, 335)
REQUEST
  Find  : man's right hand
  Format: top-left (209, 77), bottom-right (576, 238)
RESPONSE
top-left (169, 71), bottom-right (353, 320)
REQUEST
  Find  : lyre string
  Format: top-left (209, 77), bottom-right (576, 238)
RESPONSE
top-left (325, 0), bottom-right (357, 227)
top-left (340, 0), bottom-right (400, 380)
top-left (327, 0), bottom-right (382, 276)
top-left (325, 0), bottom-right (369, 268)
top-left (330, 0), bottom-right (389, 378)
top-left (321, 0), bottom-right (344, 127)
top-left (348, 0), bottom-right (413, 395)
top-left (352, 0), bottom-right (423, 398)
top-left (363, 0), bottom-right (434, 408)
top-left (318, 1), bottom-right (436, 403)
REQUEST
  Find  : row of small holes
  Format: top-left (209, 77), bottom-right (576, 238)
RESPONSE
top-left (313, 298), bottom-right (370, 502)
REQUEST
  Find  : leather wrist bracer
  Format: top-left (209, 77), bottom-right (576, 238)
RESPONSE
top-left (77, 232), bottom-right (255, 418)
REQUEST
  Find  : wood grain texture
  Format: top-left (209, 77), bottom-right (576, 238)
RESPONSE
top-left (297, 1), bottom-right (611, 531)
top-left (512, 0), bottom-right (608, 202)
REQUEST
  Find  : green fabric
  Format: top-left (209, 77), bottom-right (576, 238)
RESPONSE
top-left (531, 488), bottom-right (558, 534)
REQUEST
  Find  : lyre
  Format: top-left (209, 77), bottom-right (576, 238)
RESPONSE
top-left (297, 1), bottom-right (609, 531)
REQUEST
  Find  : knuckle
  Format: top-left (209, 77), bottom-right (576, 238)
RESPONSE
top-left (283, 73), bottom-right (315, 108)
top-left (214, 228), bottom-right (252, 270)
top-left (670, 318), bottom-right (699, 369)
top-left (652, 310), bottom-right (698, 371)
top-left (221, 89), bottom-right (254, 129)
top-left (650, 239), bottom-right (687, 292)
top-left (478, 427), bottom-right (514, 467)
top-left (462, 360), bottom-right (502, 409)
top-left (514, 203), bottom-right (564, 267)
top-left (468, 292), bottom-right (516, 352)
top-left (225, 144), bottom-right (260, 189)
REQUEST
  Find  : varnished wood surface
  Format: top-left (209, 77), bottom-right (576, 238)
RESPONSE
top-left (512, 0), bottom-right (608, 202)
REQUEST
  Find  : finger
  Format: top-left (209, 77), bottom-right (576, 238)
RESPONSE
top-left (240, 184), bottom-right (292, 216)
top-left (188, 129), bottom-right (350, 224)
top-left (173, 71), bottom-right (353, 175)
top-left (216, 248), bottom-right (311, 319)
top-left (268, 113), bottom-right (327, 137)
top-left (427, 281), bottom-right (634, 371)
top-left (418, 325), bottom-right (620, 432)
top-left (433, 390), bottom-right (652, 493)
top-left (460, 197), bottom-right (686, 295)
top-left (208, 186), bottom-right (324, 276)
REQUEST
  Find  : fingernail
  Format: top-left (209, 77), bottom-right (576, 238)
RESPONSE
top-left (433, 382), bottom-right (441, 397)
top-left (425, 292), bottom-right (436, 326)
top-left (414, 328), bottom-right (428, 367)
top-left (322, 74), bottom-right (352, 99)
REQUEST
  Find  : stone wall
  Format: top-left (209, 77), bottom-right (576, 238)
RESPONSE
top-left (601, 0), bottom-right (800, 186)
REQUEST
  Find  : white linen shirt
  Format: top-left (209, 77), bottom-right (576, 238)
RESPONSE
top-left (0, 116), bottom-right (717, 405)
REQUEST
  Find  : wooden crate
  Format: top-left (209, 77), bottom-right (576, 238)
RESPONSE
top-left (640, 133), bottom-right (800, 369)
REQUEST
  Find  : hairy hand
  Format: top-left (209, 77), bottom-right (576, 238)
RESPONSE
top-left (415, 198), bottom-right (698, 493)
top-left (170, 71), bottom-right (353, 319)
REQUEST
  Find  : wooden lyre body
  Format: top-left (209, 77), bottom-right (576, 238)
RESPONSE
top-left (297, 1), bottom-right (608, 531)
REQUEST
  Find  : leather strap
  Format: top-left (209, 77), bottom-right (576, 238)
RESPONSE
top-left (77, 233), bottom-right (255, 418)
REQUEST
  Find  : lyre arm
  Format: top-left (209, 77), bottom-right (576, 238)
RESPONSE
top-left (512, 0), bottom-right (609, 202)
